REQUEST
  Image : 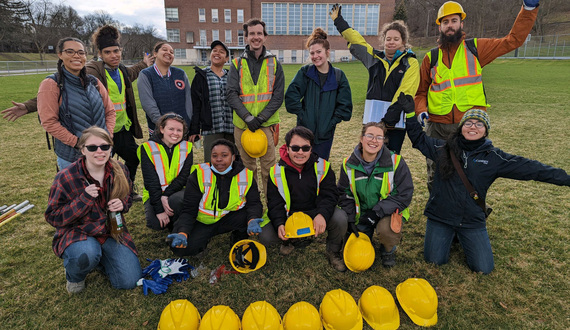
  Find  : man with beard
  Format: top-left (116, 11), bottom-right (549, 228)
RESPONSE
top-left (414, 0), bottom-right (539, 190)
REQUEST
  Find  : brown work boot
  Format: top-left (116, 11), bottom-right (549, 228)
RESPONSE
top-left (279, 242), bottom-right (294, 256)
top-left (326, 250), bottom-right (347, 272)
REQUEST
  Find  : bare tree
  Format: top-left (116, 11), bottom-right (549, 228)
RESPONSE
top-left (0, 0), bottom-right (27, 52)
top-left (121, 24), bottom-right (162, 60)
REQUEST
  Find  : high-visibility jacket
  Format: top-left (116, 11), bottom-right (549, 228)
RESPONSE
top-left (343, 153), bottom-right (410, 224)
top-left (105, 69), bottom-right (131, 133)
top-left (194, 163), bottom-right (253, 224)
top-left (137, 140), bottom-right (192, 203)
top-left (427, 39), bottom-right (489, 114)
top-left (232, 56), bottom-right (280, 129)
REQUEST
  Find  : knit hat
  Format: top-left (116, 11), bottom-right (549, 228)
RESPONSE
top-left (94, 25), bottom-right (121, 51)
top-left (459, 109), bottom-right (490, 131)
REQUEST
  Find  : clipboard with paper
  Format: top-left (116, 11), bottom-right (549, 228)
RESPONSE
top-left (362, 99), bottom-right (405, 129)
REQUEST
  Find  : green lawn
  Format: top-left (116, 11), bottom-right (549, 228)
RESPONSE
top-left (0, 60), bottom-right (569, 329)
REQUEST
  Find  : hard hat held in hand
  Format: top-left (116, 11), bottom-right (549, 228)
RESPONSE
top-left (241, 129), bottom-right (268, 158)
top-left (284, 212), bottom-right (315, 238)
top-left (199, 305), bottom-right (241, 330)
top-left (242, 301), bottom-right (283, 330)
top-left (436, 1), bottom-right (466, 24)
top-left (343, 232), bottom-right (375, 273)
top-left (158, 299), bottom-right (201, 330)
top-left (358, 286), bottom-right (399, 330)
top-left (283, 301), bottom-right (322, 330)
top-left (229, 239), bottom-right (267, 273)
top-left (396, 278), bottom-right (438, 327)
top-left (319, 289), bottom-right (363, 330)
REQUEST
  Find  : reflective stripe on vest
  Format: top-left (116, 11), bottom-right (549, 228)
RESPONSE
top-left (195, 163), bottom-right (253, 224)
top-left (105, 69), bottom-right (129, 133)
top-left (427, 39), bottom-right (489, 114)
top-left (270, 158), bottom-right (330, 217)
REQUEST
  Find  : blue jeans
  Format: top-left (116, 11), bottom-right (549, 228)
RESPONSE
top-left (424, 219), bottom-right (494, 274)
top-left (57, 157), bottom-right (74, 171)
top-left (62, 237), bottom-right (142, 289)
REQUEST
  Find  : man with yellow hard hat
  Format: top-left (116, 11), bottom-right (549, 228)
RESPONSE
top-left (414, 0), bottom-right (540, 190)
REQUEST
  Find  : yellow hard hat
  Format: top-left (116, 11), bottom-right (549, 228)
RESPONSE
top-left (343, 233), bottom-right (375, 273)
top-left (396, 278), bottom-right (438, 327)
top-left (282, 301), bottom-right (322, 330)
top-left (242, 301), bottom-right (283, 330)
top-left (157, 299), bottom-right (201, 330)
top-left (284, 212), bottom-right (315, 238)
top-left (229, 239), bottom-right (267, 273)
top-left (436, 1), bottom-right (466, 25)
top-left (319, 289), bottom-right (363, 330)
top-left (241, 129), bottom-right (268, 158)
top-left (358, 286), bottom-right (399, 330)
top-left (199, 305), bottom-right (241, 330)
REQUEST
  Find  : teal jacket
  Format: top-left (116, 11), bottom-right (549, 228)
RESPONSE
top-left (285, 63), bottom-right (352, 144)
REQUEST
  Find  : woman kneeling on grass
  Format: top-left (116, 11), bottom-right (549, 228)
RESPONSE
top-left (406, 108), bottom-right (570, 274)
top-left (45, 127), bottom-right (141, 293)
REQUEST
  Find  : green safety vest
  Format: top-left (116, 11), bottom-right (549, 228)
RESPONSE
top-left (105, 69), bottom-right (131, 133)
top-left (427, 39), bottom-right (489, 114)
top-left (231, 56), bottom-right (280, 129)
top-left (342, 153), bottom-right (410, 224)
top-left (193, 163), bottom-right (253, 224)
top-left (137, 141), bottom-right (192, 203)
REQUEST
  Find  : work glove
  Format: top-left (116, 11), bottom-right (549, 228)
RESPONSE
top-left (136, 278), bottom-right (169, 295)
top-left (418, 112), bottom-right (429, 127)
top-left (147, 258), bottom-right (190, 279)
top-left (348, 222), bottom-right (360, 237)
top-left (167, 233), bottom-right (187, 248)
top-left (329, 3), bottom-right (342, 21)
top-left (359, 210), bottom-right (380, 227)
top-left (141, 258), bottom-right (161, 277)
top-left (382, 104), bottom-right (403, 127)
top-left (397, 92), bottom-right (415, 114)
top-left (247, 218), bottom-right (263, 235)
top-left (245, 117), bottom-right (263, 132)
top-left (523, 0), bottom-right (539, 10)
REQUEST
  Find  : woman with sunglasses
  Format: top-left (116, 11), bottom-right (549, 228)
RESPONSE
top-left (45, 126), bottom-right (141, 293)
top-left (37, 37), bottom-right (115, 170)
top-left (139, 113), bottom-right (194, 231)
top-left (138, 42), bottom-right (192, 137)
top-left (406, 108), bottom-right (570, 274)
top-left (337, 122), bottom-right (414, 268)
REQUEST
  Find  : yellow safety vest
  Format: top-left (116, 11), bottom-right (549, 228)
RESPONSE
top-left (137, 141), bottom-right (192, 203)
top-left (342, 153), bottom-right (410, 224)
top-left (194, 163), bottom-right (253, 224)
top-left (231, 56), bottom-right (280, 129)
top-left (105, 69), bottom-right (131, 133)
top-left (427, 39), bottom-right (489, 115)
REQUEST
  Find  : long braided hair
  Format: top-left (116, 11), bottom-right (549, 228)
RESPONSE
top-left (56, 37), bottom-right (89, 90)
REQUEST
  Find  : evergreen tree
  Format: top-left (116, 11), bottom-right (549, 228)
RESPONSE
top-left (393, 1), bottom-right (407, 22)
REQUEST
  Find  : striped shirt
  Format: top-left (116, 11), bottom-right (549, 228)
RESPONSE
top-left (202, 67), bottom-right (233, 135)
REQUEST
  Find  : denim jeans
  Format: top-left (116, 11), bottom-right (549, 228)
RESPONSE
top-left (57, 157), bottom-right (74, 171)
top-left (424, 219), bottom-right (494, 274)
top-left (62, 236), bottom-right (142, 289)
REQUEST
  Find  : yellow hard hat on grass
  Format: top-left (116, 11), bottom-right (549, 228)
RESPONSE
top-left (158, 299), bottom-right (201, 330)
top-left (396, 278), bottom-right (438, 327)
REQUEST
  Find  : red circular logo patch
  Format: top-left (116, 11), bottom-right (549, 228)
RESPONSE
top-left (175, 79), bottom-right (185, 90)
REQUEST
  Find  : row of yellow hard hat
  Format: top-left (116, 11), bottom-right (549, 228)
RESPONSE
top-left (157, 279), bottom-right (438, 330)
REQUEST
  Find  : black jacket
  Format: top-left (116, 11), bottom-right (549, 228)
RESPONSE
top-left (189, 66), bottom-right (212, 135)
top-left (407, 116), bottom-right (570, 228)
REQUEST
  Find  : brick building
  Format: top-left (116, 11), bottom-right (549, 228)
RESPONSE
top-left (164, 1), bottom-right (395, 65)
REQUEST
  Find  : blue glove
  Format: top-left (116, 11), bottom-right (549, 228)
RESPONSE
top-left (170, 271), bottom-right (190, 282)
top-left (167, 233), bottom-right (187, 248)
top-left (523, 0), bottom-right (539, 9)
top-left (142, 258), bottom-right (161, 277)
top-left (247, 218), bottom-right (263, 235)
top-left (157, 258), bottom-right (189, 278)
top-left (137, 278), bottom-right (169, 295)
top-left (418, 112), bottom-right (429, 127)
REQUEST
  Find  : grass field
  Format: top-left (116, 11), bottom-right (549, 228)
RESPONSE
top-left (0, 60), bottom-right (569, 329)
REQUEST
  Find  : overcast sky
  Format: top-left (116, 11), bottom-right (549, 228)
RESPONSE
top-left (63, 0), bottom-right (167, 38)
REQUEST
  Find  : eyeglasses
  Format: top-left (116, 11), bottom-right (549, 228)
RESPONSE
top-left (84, 144), bottom-right (111, 152)
top-left (62, 49), bottom-right (87, 57)
top-left (463, 121), bottom-right (485, 128)
top-left (363, 134), bottom-right (385, 142)
top-left (289, 145), bottom-right (311, 152)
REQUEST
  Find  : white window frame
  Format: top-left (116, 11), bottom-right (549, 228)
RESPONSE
top-left (212, 8), bottom-right (218, 23)
top-left (225, 29), bottom-right (232, 44)
top-left (224, 9), bottom-right (231, 23)
top-left (174, 49), bottom-right (186, 59)
top-left (237, 9), bottom-right (244, 23)
top-left (199, 8), bottom-right (206, 22)
top-left (199, 29), bottom-right (207, 46)
top-left (167, 29), bottom-right (180, 43)
top-left (212, 30), bottom-right (219, 42)
top-left (165, 8), bottom-right (179, 22)
top-left (186, 32), bottom-right (194, 43)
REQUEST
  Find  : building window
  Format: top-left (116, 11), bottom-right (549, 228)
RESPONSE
top-left (167, 29), bottom-right (180, 43)
top-left (278, 50), bottom-right (284, 63)
top-left (301, 4), bottom-right (313, 35)
top-left (224, 9), bottom-right (231, 23)
top-left (212, 8), bottom-right (218, 23)
top-left (261, 3), bottom-right (274, 33)
top-left (165, 8), bottom-right (179, 22)
top-left (199, 8), bottom-right (205, 22)
top-left (238, 30), bottom-right (244, 46)
top-left (174, 49), bottom-right (186, 59)
top-left (200, 29), bottom-right (207, 46)
top-left (366, 5), bottom-right (379, 35)
top-left (186, 32), bottom-right (194, 43)
top-left (314, 4), bottom-right (327, 33)
top-left (212, 30), bottom-right (219, 42)
top-left (288, 4), bottom-right (300, 35)
top-left (330, 50), bottom-right (335, 62)
top-left (237, 9), bottom-right (244, 23)
top-left (225, 30), bottom-right (232, 43)
top-left (291, 50), bottom-right (297, 63)
top-left (275, 3), bottom-right (287, 35)
top-left (353, 4), bottom-right (366, 35)
top-left (201, 50), bottom-right (208, 62)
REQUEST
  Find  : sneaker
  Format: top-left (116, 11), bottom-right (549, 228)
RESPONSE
top-left (381, 252), bottom-right (396, 268)
top-left (66, 280), bottom-right (85, 294)
top-left (279, 242), bottom-right (295, 256)
top-left (326, 250), bottom-right (347, 272)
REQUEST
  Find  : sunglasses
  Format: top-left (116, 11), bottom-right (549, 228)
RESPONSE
top-left (84, 144), bottom-right (111, 152)
top-left (289, 145), bottom-right (311, 152)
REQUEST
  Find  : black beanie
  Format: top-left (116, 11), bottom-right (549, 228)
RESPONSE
top-left (95, 25), bottom-right (121, 50)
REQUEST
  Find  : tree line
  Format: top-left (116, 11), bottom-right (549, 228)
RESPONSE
top-left (0, 0), bottom-right (163, 60)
